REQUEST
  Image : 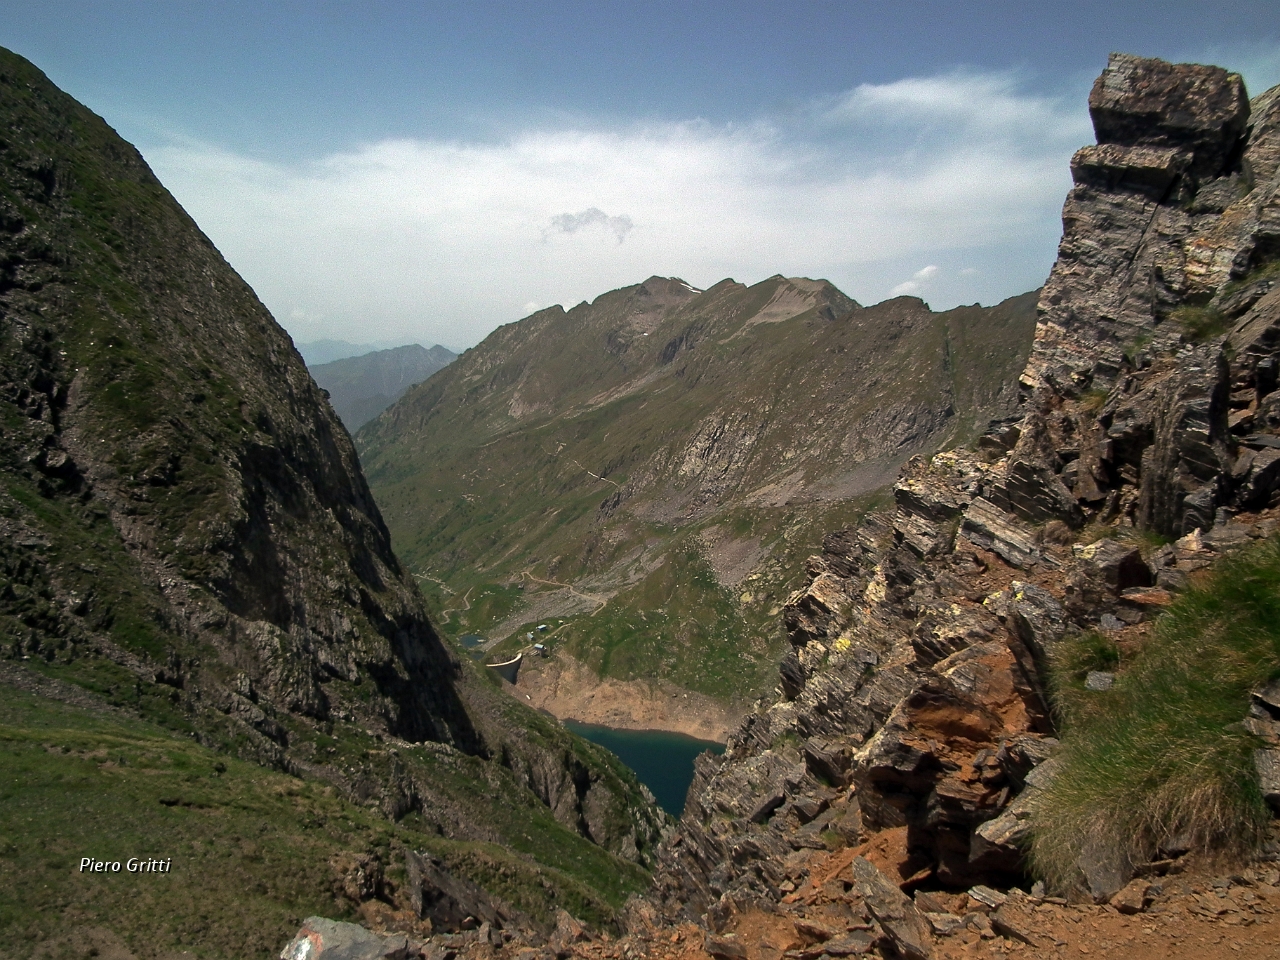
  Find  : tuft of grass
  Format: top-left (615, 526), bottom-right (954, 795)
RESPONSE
top-left (1122, 333), bottom-right (1152, 366)
top-left (1218, 259), bottom-right (1280, 303)
top-left (1029, 536), bottom-right (1280, 895)
top-left (1171, 305), bottom-right (1230, 342)
top-left (1048, 632), bottom-right (1120, 696)
top-left (1079, 388), bottom-right (1109, 415)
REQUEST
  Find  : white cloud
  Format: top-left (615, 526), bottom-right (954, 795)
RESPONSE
top-left (546, 207), bottom-right (634, 243)
top-left (826, 71), bottom-right (1086, 144)
top-left (145, 68), bottom-right (1088, 348)
top-left (890, 264), bottom-right (940, 297)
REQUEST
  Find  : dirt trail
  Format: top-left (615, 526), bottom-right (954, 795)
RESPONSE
top-left (518, 570), bottom-right (610, 613)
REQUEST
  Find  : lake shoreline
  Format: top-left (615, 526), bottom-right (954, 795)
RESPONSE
top-left (563, 719), bottom-right (725, 816)
top-left (510, 651), bottom-right (742, 742)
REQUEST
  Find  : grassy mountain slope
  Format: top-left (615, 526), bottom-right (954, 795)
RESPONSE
top-left (0, 46), bottom-right (666, 954)
top-left (310, 343), bottom-right (457, 432)
top-left (357, 277), bottom-right (1038, 709)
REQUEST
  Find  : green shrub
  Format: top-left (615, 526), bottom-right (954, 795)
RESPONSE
top-left (1079, 388), bottom-right (1109, 415)
top-left (1029, 536), bottom-right (1280, 894)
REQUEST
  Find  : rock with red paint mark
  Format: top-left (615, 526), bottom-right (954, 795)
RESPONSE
top-left (279, 917), bottom-right (409, 960)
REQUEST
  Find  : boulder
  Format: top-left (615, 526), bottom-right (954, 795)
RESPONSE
top-left (961, 499), bottom-right (1044, 569)
top-left (279, 918), bottom-right (409, 960)
top-left (550, 909), bottom-right (587, 949)
top-left (1069, 143), bottom-right (1190, 197)
top-left (1256, 749), bottom-right (1280, 812)
top-left (403, 850), bottom-right (516, 931)
top-left (1005, 582), bottom-right (1069, 663)
top-left (803, 737), bottom-right (851, 786)
top-left (1110, 879), bottom-right (1154, 914)
top-left (1073, 539), bottom-right (1152, 590)
top-left (1135, 359), bottom-right (1233, 538)
top-left (824, 932), bottom-right (878, 956)
top-left (704, 934), bottom-right (749, 960)
top-left (1077, 836), bottom-right (1133, 902)
top-left (1088, 53), bottom-right (1250, 180)
top-left (989, 459), bottom-right (1084, 527)
top-left (1253, 679), bottom-right (1280, 718)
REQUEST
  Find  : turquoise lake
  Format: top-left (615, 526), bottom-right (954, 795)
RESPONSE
top-left (563, 720), bottom-right (725, 817)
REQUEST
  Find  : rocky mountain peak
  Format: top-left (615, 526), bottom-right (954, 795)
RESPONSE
top-left (1026, 54), bottom-right (1279, 397)
top-left (1089, 52), bottom-right (1250, 179)
top-left (1, 44), bottom-right (667, 923)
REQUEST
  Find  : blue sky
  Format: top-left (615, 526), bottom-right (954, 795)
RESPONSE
top-left (4, 2), bottom-right (1280, 350)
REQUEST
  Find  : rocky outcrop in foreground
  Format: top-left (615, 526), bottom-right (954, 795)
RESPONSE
top-left (632, 51), bottom-right (1280, 953)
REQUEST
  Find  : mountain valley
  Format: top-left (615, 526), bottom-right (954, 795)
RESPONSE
top-left (356, 279), bottom-right (1038, 731)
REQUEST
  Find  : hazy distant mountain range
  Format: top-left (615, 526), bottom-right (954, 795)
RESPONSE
top-left (308, 343), bottom-right (457, 431)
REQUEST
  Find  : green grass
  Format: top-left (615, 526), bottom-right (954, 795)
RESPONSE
top-left (1029, 536), bottom-right (1280, 895)
top-left (0, 683), bottom-right (648, 959)
top-left (1079, 388), bottom-right (1109, 415)
top-left (1171, 305), bottom-right (1230, 342)
top-left (1219, 259), bottom-right (1280, 304)
top-left (1049, 630), bottom-right (1120, 686)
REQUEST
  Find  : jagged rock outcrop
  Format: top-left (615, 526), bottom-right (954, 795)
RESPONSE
top-left (647, 52), bottom-right (1280, 932)
top-left (281, 917), bottom-right (411, 960)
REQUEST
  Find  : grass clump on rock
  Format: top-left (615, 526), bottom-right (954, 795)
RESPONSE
top-left (1030, 536), bottom-right (1280, 895)
top-left (1171, 304), bottom-right (1230, 342)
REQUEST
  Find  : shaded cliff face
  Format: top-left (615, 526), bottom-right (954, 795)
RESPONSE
top-left (647, 54), bottom-right (1280, 929)
top-left (0, 45), bottom-right (473, 751)
top-left (0, 45), bottom-right (666, 927)
top-left (357, 274), bottom-right (1038, 709)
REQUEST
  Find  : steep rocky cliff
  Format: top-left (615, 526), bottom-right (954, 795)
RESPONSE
top-left (642, 52), bottom-right (1280, 944)
top-left (0, 44), bottom-right (665, 941)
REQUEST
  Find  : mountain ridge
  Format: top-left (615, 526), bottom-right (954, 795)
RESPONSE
top-left (356, 274), bottom-right (1038, 719)
top-left (0, 44), bottom-right (667, 954)
top-left (310, 342), bottom-right (457, 431)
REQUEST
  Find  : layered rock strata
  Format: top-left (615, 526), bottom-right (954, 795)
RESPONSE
top-left (646, 52), bottom-right (1280, 936)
